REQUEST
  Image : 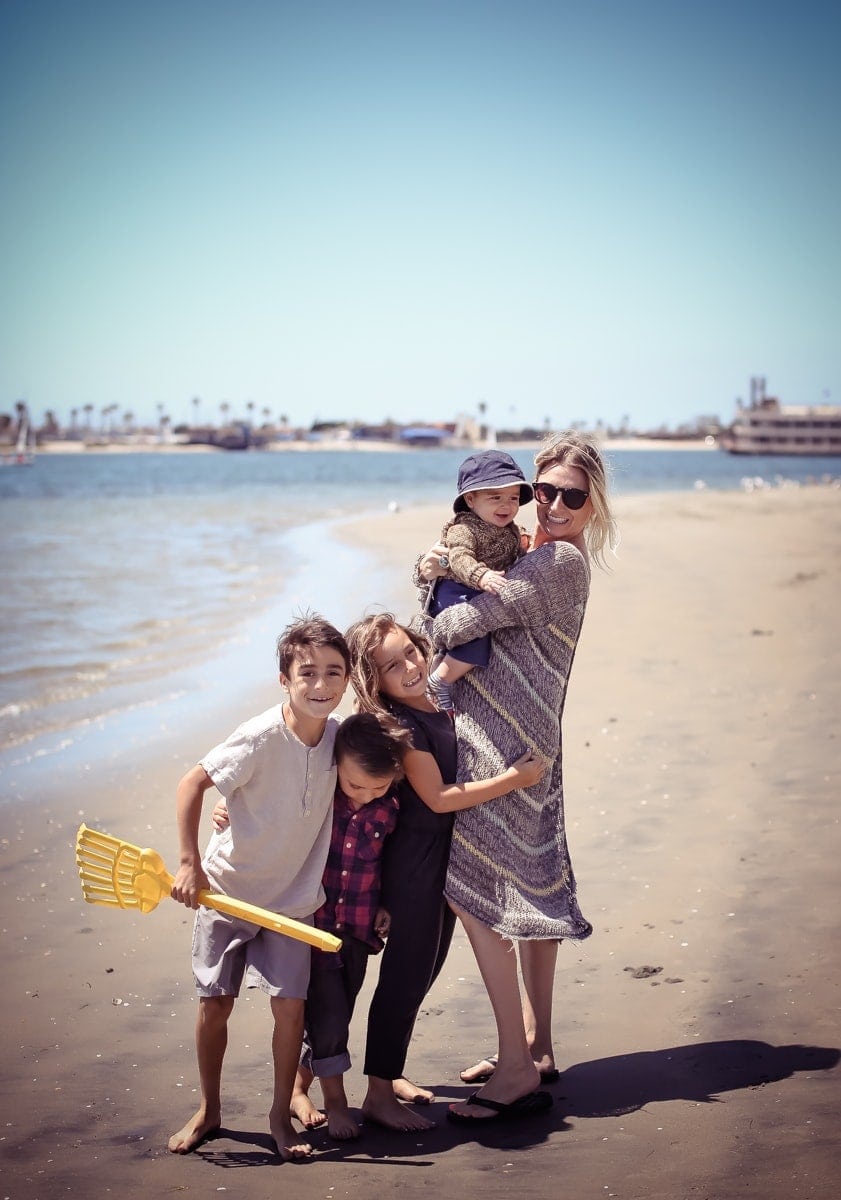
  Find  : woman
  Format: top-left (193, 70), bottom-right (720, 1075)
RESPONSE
top-left (418, 430), bottom-right (617, 1123)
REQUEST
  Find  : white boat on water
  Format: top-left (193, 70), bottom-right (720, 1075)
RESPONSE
top-left (1, 418), bottom-right (35, 466)
top-left (720, 377), bottom-right (841, 456)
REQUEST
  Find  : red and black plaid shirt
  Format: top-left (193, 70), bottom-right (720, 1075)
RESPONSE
top-left (313, 786), bottom-right (399, 953)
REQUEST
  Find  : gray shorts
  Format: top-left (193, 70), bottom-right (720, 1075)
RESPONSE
top-left (191, 907), bottom-right (312, 999)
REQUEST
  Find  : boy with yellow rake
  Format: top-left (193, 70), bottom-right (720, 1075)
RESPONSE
top-left (168, 615), bottom-right (349, 1161)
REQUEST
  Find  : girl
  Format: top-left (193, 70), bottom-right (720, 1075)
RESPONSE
top-left (340, 614), bottom-right (545, 1132)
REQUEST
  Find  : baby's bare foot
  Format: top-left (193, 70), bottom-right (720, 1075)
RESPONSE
top-left (168, 1107), bottom-right (221, 1154)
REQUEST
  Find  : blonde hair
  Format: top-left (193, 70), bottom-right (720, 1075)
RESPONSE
top-left (344, 612), bottom-right (432, 721)
top-left (534, 430), bottom-right (618, 569)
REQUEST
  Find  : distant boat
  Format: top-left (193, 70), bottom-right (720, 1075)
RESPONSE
top-left (719, 378), bottom-right (841, 456)
top-left (1, 418), bottom-right (35, 466)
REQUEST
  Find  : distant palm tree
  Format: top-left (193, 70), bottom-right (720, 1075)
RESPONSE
top-left (220, 401), bottom-right (230, 427)
top-left (192, 395), bottom-right (201, 427)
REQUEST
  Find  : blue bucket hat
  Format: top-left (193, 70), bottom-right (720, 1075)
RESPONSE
top-left (453, 450), bottom-right (534, 513)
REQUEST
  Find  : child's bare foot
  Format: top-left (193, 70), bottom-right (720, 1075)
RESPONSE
top-left (393, 1075), bottom-right (434, 1104)
top-left (361, 1091), bottom-right (435, 1132)
top-left (290, 1090), bottom-right (327, 1129)
top-left (269, 1111), bottom-right (314, 1161)
top-left (326, 1104), bottom-right (360, 1140)
top-left (168, 1106), bottom-right (221, 1154)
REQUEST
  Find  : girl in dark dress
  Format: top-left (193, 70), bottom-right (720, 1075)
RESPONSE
top-left (342, 614), bottom-right (545, 1131)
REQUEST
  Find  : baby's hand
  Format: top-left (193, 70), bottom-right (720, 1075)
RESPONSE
top-left (211, 799), bottom-right (230, 831)
top-left (374, 907), bottom-right (391, 939)
top-left (510, 750), bottom-right (549, 788)
top-left (479, 569), bottom-right (507, 594)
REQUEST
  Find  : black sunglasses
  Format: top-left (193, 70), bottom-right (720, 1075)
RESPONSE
top-left (532, 481), bottom-right (590, 510)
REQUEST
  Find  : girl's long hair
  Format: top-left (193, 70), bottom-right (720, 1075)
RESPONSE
top-left (344, 612), bottom-right (432, 722)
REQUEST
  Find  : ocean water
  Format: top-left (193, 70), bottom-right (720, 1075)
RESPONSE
top-left (2, 446), bottom-right (839, 772)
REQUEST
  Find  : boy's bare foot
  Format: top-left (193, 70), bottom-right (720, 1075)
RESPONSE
top-left (361, 1091), bottom-right (435, 1132)
top-left (269, 1111), bottom-right (314, 1161)
top-left (326, 1105), bottom-right (360, 1140)
top-left (290, 1091), bottom-right (328, 1129)
top-left (393, 1075), bottom-right (434, 1104)
top-left (168, 1107), bottom-right (221, 1154)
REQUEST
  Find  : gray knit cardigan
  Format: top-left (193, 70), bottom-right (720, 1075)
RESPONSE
top-left (430, 538), bottom-right (593, 941)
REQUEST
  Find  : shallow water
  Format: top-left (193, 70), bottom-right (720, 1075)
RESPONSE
top-left (2, 446), bottom-right (838, 766)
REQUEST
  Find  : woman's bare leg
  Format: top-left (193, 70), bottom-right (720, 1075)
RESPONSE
top-left (460, 940), bottom-right (560, 1083)
top-left (448, 906), bottom-right (539, 1119)
top-left (518, 939), bottom-right (559, 1075)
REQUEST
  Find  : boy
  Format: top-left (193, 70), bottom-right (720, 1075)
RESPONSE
top-left (424, 450), bottom-right (533, 711)
top-left (168, 614), bottom-right (350, 1161)
top-left (290, 711), bottom-right (409, 1139)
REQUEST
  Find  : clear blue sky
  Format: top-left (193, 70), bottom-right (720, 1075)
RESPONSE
top-left (1, 0), bottom-right (839, 432)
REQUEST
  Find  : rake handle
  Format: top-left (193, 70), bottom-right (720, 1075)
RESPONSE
top-left (164, 870), bottom-right (342, 953)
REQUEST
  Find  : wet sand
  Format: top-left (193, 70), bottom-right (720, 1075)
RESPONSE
top-left (2, 485), bottom-right (839, 1199)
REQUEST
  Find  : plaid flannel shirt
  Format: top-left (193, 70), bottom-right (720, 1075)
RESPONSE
top-left (313, 786), bottom-right (399, 953)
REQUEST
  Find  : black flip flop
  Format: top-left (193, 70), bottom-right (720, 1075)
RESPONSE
top-left (447, 1090), bottom-right (553, 1124)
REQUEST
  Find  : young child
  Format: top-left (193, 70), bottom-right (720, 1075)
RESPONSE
top-left (291, 711), bottom-right (410, 1140)
top-left (167, 614), bottom-right (350, 1162)
top-left (424, 450), bottom-right (533, 711)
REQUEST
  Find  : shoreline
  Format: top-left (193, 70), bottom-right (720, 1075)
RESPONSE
top-left (3, 486), bottom-right (839, 1198)
top-left (21, 435), bottom-right (718, 454)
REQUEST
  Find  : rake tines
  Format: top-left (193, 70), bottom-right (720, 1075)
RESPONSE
top-left (76, 824), bottom-right (145, 910)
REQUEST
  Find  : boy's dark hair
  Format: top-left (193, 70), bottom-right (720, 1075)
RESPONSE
top-left (334, 712), bottom-right (410, 782)
top-left (276, 613), bottom-right (351, 677)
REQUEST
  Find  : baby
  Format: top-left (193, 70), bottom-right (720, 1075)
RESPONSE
top-left (424, 449), bottom-right (532, 711)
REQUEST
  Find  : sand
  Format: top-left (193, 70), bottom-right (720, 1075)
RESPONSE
top-left (2, 484), bottom-right (839, 1199)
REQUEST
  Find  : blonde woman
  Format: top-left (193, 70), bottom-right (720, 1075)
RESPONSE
top-left (418, 431), bottom-right (618, 1124)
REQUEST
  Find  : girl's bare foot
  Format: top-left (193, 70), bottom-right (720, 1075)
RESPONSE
top-left (459, 1055), bottom-right (498, 1084)
top-left (269, 1110), bottom-right (314, 1161)
top-left (361, 1090), bottom-right (435, 1132)
top-left (290, 1090), bottom-right (327, 1129)
top-left (168, 1106), bottom-right (221, 1154)
top-left (393, 1075), bottom-right (434, 1104)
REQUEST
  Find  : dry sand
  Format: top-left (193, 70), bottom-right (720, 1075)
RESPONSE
top-left (2, 485), bottom-right (839, 1199)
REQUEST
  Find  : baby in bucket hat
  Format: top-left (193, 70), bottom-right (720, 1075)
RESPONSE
top-left (424, 449), bottom-right (533, 712)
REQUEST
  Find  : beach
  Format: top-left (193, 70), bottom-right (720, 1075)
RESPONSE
top-left (2, 484), bottom-right (839, 1199)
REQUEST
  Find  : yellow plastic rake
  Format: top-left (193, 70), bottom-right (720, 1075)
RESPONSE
top-left (75, 824), bottom-right (341, 953)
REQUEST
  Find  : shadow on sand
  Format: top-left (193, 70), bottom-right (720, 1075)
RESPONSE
top-left (193, 1038), bottom-right (839, 1165)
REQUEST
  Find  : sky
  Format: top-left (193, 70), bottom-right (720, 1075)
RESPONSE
top-left (1, 0), bottom-right (839, 434)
